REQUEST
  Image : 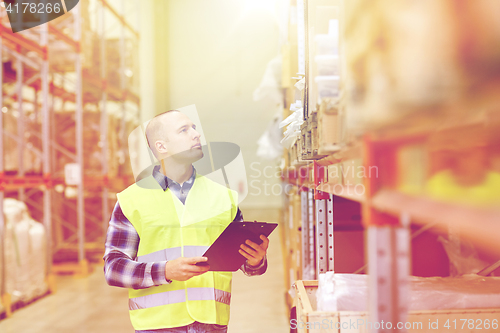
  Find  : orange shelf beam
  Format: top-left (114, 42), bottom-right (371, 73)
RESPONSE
top-left (48, 23), bottom-right (79, 52)
top-left (316, 183), bottom-right (366, 203)
top-left (100, 0), bottom-right (139, 39)
top-left (0, 24), bottom-right (46, 58)
top-left (372, 189), bottom-right (500, 256)
top-left (0, 175), bottom-right (48, 190)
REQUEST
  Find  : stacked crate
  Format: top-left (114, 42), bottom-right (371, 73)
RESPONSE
top-left (2, 199), bottom-right (48, 309)
top-left (282, 185), bottom-right (303, 308)
top-left (343, 0), bottom-right (500, 131)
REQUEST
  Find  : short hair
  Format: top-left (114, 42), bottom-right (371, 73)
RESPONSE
top-left (145, 110), bottom-right (180, 159)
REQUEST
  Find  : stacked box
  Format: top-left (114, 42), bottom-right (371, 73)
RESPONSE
top-left (287, 190), bottom-right (297, 290)
top-left (105, 39), bottom-right (138, 93)
top-left (301, 112), bottom-right (329, 161)
top-left (317, 98), bottom-right (342, 155)
top-left (291, 138), bottom-right (308, 167)
top-left (2, 110), bottom-right (128, 178)
top-left (281, 192), bottom-right (291, 303)
top-left (300, 121), bottom-right (310, 160)
top-left (3, 111), bottom-right (43, 174)
top-left (295, 280), bottom-right (500, 333)
top-left (49, 0), bottom-right (95, 72)
top-left (282, 184), bottom-right (306, 303)
top-left (291, 189), bottom-right (303, 281)
top-left (289, 140), bottom-right (297, 166)
top-left (3, 198), bottom-right (48, 304)
top-left (341, 159), bottom-right (364, 186)
top-left (53, 112), bottom-right (125, 178)
top-left (344, 0), bottom-right (500, 130)
top-left (327, 163), bottom-right (342, 185)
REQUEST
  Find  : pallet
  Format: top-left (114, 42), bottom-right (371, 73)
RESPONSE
top-left (294, 280), bottom-right (500, 333)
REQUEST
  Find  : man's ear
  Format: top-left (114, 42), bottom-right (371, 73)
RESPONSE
top-left (155, 140), bottom-right (168, 155)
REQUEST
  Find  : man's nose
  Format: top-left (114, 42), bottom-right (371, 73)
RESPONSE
top-left (192, 128), bottom-right (201, 140)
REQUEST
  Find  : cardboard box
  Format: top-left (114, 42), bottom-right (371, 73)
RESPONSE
top-left (294, 280), bottom-right (500, 333)
top-left (317, 99), bottom-right (342, 155)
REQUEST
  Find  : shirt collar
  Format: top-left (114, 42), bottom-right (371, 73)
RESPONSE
top-left (152, 165), bottom-right (197, 191)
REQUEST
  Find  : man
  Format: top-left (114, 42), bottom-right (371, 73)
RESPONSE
top-left (103, 110), bottom-right (269, 332)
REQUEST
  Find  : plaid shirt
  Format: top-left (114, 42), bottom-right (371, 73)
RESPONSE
top-left (103, 166), bottom-right (267, 289)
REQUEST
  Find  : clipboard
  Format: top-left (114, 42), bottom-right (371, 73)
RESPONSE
top-left (196, 221), bottom-right (278, 272)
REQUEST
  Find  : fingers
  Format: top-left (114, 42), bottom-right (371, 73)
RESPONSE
top-left (182, 264), bottom-right (210, 280)
top-left (187, 266), bottom-right (210, 274)
top-left (239, 235), bottom-right (269, 266)
top-left (184, 257), bottom-right (209, 273)
top-left (184, 256), bottom-right (208, 264)
top-left (238, 247), bottom-right (263, 267)
top-left (259, 235), bottom-right (270, 250)
top-left (166, 257), bottom-right (210, 281)
top-left (182, 257), bottom-right (210, 275)
top-left (243, 239), bottom-right (259, 250)
top-left (240, 245), bottom-right (263, 262)
top-left (238, 248), bottom-right (253, 260)
top-left (243, 235), bottom-right (269, 252)
top-left (243, 239), bottom-right (262, 253)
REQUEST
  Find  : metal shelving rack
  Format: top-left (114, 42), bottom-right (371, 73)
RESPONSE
top-left (0, 5), bottom-right (51, 318)
top-left (281, 0), bottom-right (500, 332)
top-left (0, 0), bottom-right (140, 317)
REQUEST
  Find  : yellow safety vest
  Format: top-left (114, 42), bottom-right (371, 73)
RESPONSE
top-left (117, 173), bottom-right (238, 331)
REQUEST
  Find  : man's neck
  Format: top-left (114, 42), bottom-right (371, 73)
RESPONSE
top-left (160, 159), bottom-right (193, 185)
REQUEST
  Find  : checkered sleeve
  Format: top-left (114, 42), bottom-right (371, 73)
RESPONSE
top-left (103, 202), bottom-right (169, 289)
top-left (242, 255), bottom-right (268, 276)
top-left (235, 208), bottom-right (268, 276)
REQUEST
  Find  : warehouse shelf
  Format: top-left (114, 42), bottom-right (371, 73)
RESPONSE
top-left (283, 164), bottom-right (366, 203)
top-left (280, 0), bottom-right (500, 332)
top-left (371, 189), bottom-right (500, 257)
top-left (316, 184), bottom-right (365, 203)
top-left (0, 2), bottom-right (52, 318)
top-left (100, 0), bottom-right (139, 39)
top-left (315, 142), bottom-right (363, 166)
top-left (82, 69), bottom-right (140, 104)
top-left (47, 23), bottom-right (78, 52)
top-left (366, 113), bottom-right (499, 147)
top-left (0, 175), bottom-right (48, 190)
top-left (0, 24), bottom-right (46, 57)
top-left (0, 0), bottom-right (140, 318)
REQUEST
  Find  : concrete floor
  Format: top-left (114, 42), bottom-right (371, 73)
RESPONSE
top-left (0, 208), bottom-right (290, 333)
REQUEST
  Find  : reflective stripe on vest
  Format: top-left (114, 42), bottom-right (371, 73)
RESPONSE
top-left (137, 246), bottom-right (208, 263)
top-left (187, 288), bottom-right (231, 305)
top-left (129, 288), bottom-right (231, 310)
top-left (129, 289), bottom-right (185, 310)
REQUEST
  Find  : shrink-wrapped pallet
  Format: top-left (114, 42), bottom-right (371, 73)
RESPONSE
top-left (49, 0), bottom-right (95, 72)
top-left (3, 198), bottom-right (48, 303)
top-left (343, 0), bottom-right (500, 129)
top-left (53, 112), bottom-right (120, 177)
top-left (3, 111), bottom-right (43, 174)
top-left (105, 38), bottom-right (138, 92)
top-left (119, 118), bottom-right (140, 176)
top-left (317, 273), bottom-right (500, 312)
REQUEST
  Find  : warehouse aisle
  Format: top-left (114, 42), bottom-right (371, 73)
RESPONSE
top-left (0, 264), bottom-right (133, 333)
top-left (228, 208), bottom-right (290, 333)
top-left (0, 208), bottom-right (289, 333)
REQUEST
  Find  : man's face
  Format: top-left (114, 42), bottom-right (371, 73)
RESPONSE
top-left (161, 112), bottom-right (203, 163)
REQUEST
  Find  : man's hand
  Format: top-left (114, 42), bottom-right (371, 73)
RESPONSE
top-left (165, 257), bottom-right (210, 281)
top-left (239, 235), bottom-right (269, 267)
